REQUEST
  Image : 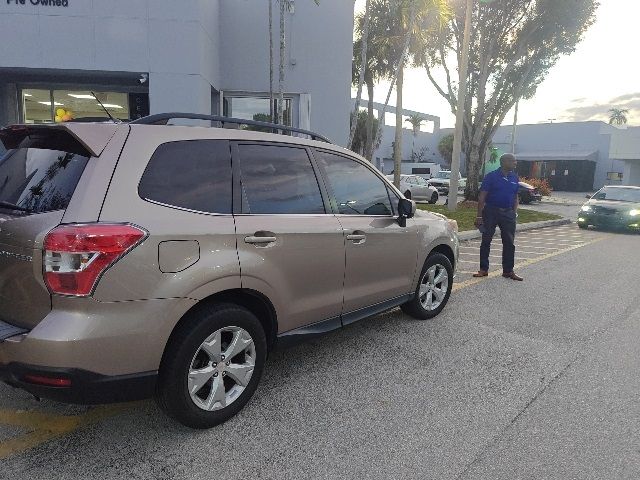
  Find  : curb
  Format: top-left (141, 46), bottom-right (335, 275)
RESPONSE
top-left (457, 218), bottom-right (572, 241)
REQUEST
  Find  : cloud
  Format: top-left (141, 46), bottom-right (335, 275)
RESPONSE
top-left (570, 97), bottom-right (587, 104)
top-left (610, 92), bottom-right (640, 104)
top-left (560, 93), bottom-right (640, 123)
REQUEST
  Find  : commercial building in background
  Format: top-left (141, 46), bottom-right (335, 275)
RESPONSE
top-left (0, 0), bottom-right (353, 145)
top-left (359, 101), bottom-right (444, 176)
top-left (491, 121), bottom-right (627, 191)
top-left (608, 126), bottom-right (640, 186)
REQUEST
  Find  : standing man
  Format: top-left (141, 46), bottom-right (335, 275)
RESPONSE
top-left (473, 153), bottom-right (523, 281)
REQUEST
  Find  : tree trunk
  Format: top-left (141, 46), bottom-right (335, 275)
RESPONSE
top-left (466, 143), bottom-right (484, 200)
top-left (269, 0), bottom-right (274, 123)
top-left (278, 0), bottom-right (286, 126)
top-left (393, 66), bottom-right (404, 189)
top-left (372, 0), bottom-right (416, 160)
top-left (348, 0), bottom-right (371, 149)
top-left (365, 80), bottom-right (375, 161)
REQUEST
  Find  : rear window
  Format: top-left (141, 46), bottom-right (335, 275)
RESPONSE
top-left (0, 148), bottom-right (89, 214)
top-left (138, 140), bottom-right (232, 214)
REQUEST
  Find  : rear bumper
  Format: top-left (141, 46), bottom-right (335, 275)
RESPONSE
top-left (0, 362), bottom-right (156, 404)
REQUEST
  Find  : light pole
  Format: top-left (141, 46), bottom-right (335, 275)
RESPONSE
top-left (448, 0), bottom-right (494, 212)
top-left (448, 0), bottom-right (473, 212)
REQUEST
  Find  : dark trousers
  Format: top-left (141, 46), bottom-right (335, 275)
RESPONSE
top-left (480, 205), bottom-right (516, 273)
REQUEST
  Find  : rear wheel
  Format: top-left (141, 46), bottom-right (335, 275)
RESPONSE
top-left (156, 303), bottom-right (267, 429)
top-left (401, 253), bottom-right (453, 320)
top-left (429, 192), bottom-right (439, 204)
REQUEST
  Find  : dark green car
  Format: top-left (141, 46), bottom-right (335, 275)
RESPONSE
top-left (578, 186), bottom-right (640, 231)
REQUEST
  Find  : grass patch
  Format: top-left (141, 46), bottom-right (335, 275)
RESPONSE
top-left (417, 204), bottom-right (562, 232)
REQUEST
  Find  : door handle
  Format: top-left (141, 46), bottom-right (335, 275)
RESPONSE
top-left (245, 235), bottom-right (277, 244)
top-left (346, 232), bottom-right (366, 244)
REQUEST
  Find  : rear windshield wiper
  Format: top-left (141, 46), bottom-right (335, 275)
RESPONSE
top-left (0, 201), bottom-right (33, 213)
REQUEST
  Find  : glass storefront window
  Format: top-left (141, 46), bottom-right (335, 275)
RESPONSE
top-left (22, 89), bottom-right (54, 124)
top-left (21, 89), bottom-right (130, 123)
top-left (224, 96), bottom-right (292, 129)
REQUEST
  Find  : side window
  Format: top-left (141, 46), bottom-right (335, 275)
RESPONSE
top-left (139, 140), bottom-right (232, 214)
top-left (315, 150), bottom-right (395, 216)
top-left (238, 144), bottom-right (325, 214)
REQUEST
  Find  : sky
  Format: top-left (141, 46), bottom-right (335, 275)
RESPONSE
top-left (353, 0), bottom-right (639, 128)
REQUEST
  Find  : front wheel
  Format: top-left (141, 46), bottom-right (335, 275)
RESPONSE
top-left (429, 192), bottom-right (439, 204)
top-left (156, 303), bottom-right (267, 429)
top-left (401, 253), bottom-right (453, 320)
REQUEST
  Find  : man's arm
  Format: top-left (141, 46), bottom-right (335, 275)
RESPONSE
top-left (475, 190), bottom-right (488, 227)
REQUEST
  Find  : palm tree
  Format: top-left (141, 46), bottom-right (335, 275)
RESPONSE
top-left (348, 0), bottom-right (371, 150)
top-left (608, 108), bottom-right (629, 125)
top-left (405, 113), bottom-right (425, 159)
top-left (364, 0), bottom-right (449, 187)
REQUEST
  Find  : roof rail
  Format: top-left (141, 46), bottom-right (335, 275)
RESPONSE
top-left (130, 113), bottom-right (332, 143)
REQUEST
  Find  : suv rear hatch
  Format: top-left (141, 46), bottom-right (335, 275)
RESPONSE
top-left (0, 125), bottom-right (106, 330)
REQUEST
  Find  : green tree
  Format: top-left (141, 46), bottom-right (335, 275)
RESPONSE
top-left (350, 110), bottom-right (381, 157)
top-left (608, 108), bottom-right (629, 125)
top-left (348, 0), bottom-right (372, 149)
top-left (405, 113), bottom-right (426, 158)
top-left (357, 0), bottom-right (449, 187)
top-left (352, 0), bottom-right (396, 161)
top-left (437, 133), bottom-right (453, 167)
top-left (422, 0), bottom-right (598, 199)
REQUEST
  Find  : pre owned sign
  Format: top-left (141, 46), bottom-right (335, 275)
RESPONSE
top-left (6, 0), bottom-right (69, 6)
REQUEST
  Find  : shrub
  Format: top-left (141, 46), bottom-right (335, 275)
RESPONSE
top-left (521, 177), bottom-right (553, 196)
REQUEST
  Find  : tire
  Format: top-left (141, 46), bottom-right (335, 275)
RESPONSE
top-left (429, 192), bottom-right (438, 204)
top-left (156, 303), bottom-right (267, 429)
top-left (578, 223), bottom-right (588, 229)
top-left (401, 253), bottom-right (453, 320)
top-left (404, 190), bottom-right (412, 200)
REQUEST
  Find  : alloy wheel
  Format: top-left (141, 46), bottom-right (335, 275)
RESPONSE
top-left (187, 326), bottom-right (256, 411)
top-left (418, 264), bottom-right (449, 311)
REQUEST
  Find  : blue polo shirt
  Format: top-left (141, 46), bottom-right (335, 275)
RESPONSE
top-left (481, 169), bottom-right (519, 209)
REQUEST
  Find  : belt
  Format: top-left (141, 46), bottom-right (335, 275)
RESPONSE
top-left (486, 205), bottom-right (513, 212)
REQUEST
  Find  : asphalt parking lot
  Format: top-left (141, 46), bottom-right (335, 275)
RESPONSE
top-left (2, 224), bottom-right (639, 480)
top-left (453, 223), bottom-right (604, 287)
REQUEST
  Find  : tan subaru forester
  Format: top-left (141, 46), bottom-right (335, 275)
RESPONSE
top-left (0, 113), bottom-right (458, 428)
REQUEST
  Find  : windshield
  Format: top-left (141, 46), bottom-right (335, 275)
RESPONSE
top-left (0, 148), bottom-right (89, 214)
top-left (593, 187), bottom-right (640, 203)
top-left (436, 172), bottom-right (451, 179)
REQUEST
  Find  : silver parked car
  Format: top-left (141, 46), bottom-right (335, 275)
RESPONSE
top-left (387, 174), bottom-right (439, 204)
top-left (0, 113), bottom-right (459, 429)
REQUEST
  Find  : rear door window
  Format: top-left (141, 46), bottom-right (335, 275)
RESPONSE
top-left (139, 140), bottom-right (232, 214)
top-left (0, 148), bottom-right (89, 214)
top-left (237, 144), bottom-right (325, 214)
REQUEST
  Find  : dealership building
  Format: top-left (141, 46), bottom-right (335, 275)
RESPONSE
top-left (0, 0), bottom-right (353, 145)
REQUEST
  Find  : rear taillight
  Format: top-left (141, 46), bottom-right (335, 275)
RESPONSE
top-left (43, 224), bottom-right (147, 296)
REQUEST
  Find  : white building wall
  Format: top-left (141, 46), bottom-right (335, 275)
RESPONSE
top-left (609, 126), bottom-right (640, 186)
top-left (220, 0), bottom-right (354, 145)
top-left (0, 0), bottom-right (353, 139)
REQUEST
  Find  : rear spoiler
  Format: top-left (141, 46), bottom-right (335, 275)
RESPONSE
top-left (0, 123), bottom-right (120, 157)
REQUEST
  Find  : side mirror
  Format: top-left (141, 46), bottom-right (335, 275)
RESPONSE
top-left (585, 194), bottom-right (591, 199)
top-left (397, 198), bottom-right (416, 226)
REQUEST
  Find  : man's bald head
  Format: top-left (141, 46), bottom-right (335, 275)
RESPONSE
top-left (500, 153), bottom-right (517, 172)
